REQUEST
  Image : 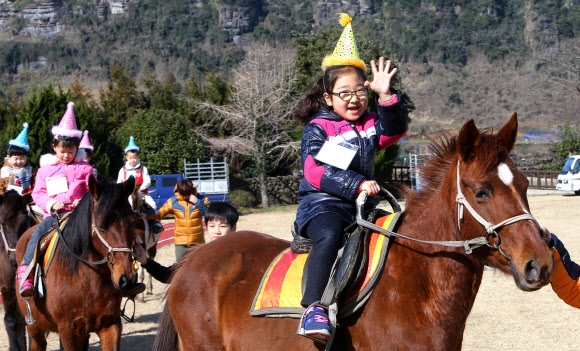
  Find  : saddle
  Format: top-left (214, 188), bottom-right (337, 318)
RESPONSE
top-left (24, 214), bottom-right (71, 297)
top-left (334, 208), bottom-right (388, 301)
top-left (291, 207), bottom-right (390, 302)
top-left (251, 210), bottom-right (401, 319)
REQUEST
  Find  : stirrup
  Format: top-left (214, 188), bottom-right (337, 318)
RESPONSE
top-left (296, 303), bottom-right (333, 344)
top-left (24, 299), bottom-right (36, 324)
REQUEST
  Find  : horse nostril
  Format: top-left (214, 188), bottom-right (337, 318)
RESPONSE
top-left (524, 260), bottom-right (539, 282)
top-left (119, 275), bottom-right (129, 290)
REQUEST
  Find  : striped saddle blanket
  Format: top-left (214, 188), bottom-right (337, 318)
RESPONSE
top-left (250, 212), bottom-right (400, 318)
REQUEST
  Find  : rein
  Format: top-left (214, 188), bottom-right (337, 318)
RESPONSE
top-left (357, 160), bottom-right (539, 258)
top-left (55, 216), bottom-right (135, 266)
top-left (1, 224), bottom-right (16, 254)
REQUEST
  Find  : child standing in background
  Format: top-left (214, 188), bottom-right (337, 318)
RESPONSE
top-left (136, 201), bottom-right (239, 283)
top-left (293, 14), bottom-right (409, 342)
top-left (79, 130), bottom-right (98, 178)
top-left (16, 102), bottom-right (94, 297)
top-left (117, 136), bottom-right (163, 233)
top-left (205, 201), bottom-right (239, 241)
top-left (146, 179), bottom-right (208, 260)
top-left (1, 123), bottom-right (34, 195)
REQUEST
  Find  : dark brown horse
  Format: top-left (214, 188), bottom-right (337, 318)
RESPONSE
top-left (0, 190), bottom-right (33, 351)
top-left (154, 113), bottom-right (553, 351)
top-left (16, 176), bottom-right (140, 351)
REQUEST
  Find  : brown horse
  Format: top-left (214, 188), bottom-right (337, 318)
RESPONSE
top-left (0, 190), bottom-right (33, 351)
top-left (15, 176), bottom-right (140, 351)
top-left (154, 113), bottom-right (553, 351)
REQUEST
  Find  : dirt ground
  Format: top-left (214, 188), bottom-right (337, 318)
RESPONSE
top-left (1, 192), bottom-right (579, 350)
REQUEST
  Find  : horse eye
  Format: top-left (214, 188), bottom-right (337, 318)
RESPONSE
top-left (474, 189), bottom-right (490, 199)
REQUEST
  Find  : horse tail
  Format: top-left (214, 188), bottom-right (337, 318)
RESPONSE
top-left (152, 302), bottom-right (178, 351)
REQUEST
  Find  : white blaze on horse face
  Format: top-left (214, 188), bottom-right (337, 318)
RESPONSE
top-left (498, 162), bottom-right (530, 213)
top-left (497, 163), bottom-right (513, 186)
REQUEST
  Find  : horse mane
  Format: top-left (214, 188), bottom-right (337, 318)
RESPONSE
top-left (0, 190), bottom-right (27, 221)
top-left (414, 129), bottom-right (509, 194)
top-left (0, 190), bottom-right (30, 247)
top-left (58, 181), bottom-right (130, 273)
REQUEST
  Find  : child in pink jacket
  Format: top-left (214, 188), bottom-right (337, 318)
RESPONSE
top-left (16, 102), bottom-right (93, 297)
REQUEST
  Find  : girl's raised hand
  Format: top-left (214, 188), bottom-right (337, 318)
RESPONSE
top-left (365, 57), bottom-right (397, 102)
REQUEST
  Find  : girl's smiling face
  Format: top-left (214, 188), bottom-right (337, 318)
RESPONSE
top-left (323, 71), bottom-right (368, 121)
top-left (53, 143), bottom-right (78, 164)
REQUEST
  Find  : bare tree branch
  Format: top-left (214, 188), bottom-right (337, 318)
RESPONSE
top-left (191, 43), bottom-right (300, 206)
top-left (538, 40), bottom-right (580, 95)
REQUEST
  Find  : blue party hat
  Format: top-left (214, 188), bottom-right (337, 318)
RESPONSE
top-left (124, 136), bottom-right (139, 153)
top-left (9, 123), bottom-right (30, 151)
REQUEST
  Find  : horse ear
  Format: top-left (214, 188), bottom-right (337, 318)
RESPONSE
top-left (89, 174), bottom-right (102, 201)
top-left (497, 112), bottom-right (518, 153)
top-left (21, 193), bottom-right (32, 205)
top-left (123, 176), bottom-right (136, 198)
top-left (457, 119), bottom-right (481, 162)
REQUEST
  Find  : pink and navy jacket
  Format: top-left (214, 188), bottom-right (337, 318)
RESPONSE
top-left (549, 233), bottom-right (580, 308)
top-left (32, 150), bottom-right (93, 218)
top-left (295, 92), bottom-right (408, 233)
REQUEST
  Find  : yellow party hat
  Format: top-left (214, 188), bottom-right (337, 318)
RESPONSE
top-left (321, 13), bottom-right (366, 72)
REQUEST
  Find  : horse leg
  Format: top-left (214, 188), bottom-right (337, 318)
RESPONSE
top-left (96, 324), bottom-right (122, 351)
top-left (58, 331), bottom-right (91, 351)
top-left (137, 265), bottom-right (145, 303)
top-left (146, 246), bottom-right (157, 295)
top-left (59, 335), bottom-right (89, 351)
top-left (1, 287), bottom-right (27, 351)
top-left (26, 325), bottom-right (47, 351)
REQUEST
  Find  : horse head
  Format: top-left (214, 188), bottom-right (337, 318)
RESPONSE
top-left (90, 175), bottom-right (141, 292)
top-left (454, 112), bottom-right (553, 291)
top-left (58, 175), bottom-right (140, 293)
top-left (0, 190), bottom-right (32, 257)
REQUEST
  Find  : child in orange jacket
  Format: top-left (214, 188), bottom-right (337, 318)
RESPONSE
top-left (136, 201), bottom-right (239, 283)
top-left (146, 179), bottom-right (208, 260)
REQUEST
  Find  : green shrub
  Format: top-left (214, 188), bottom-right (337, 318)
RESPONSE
top-left (229, 189), bottom-right (257, 209)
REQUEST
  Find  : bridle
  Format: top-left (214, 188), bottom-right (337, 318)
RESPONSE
top-left (56, 211), bottom-right (136, 266)
top-left (454, 160), bottom-right (538, 260)
top-left (356, 160), bottom-right (540, 259)
top-left (0, 223), bottom-right (16, 255)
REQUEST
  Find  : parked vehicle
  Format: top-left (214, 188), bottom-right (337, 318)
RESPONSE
top-left (183, 157), bottom-right (229, 202)
top-left (556, 155), bottom-right (580, 195)
top-left (148, 174), bottom-right (183, 208)
top-left (148, 158), bottom-right (230, 208)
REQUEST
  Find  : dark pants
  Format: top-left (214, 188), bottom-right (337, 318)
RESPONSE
top-left (23, 216), bottom-right (57, 265)
top-left (301, 213), bottom-right (349, 307)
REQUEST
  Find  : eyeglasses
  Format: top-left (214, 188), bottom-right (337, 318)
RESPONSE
top-left (331, 88), bottom-right (368, 101)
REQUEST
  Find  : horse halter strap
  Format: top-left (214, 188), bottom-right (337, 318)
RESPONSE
top-left (91, 225), bottom-right (135, 264)
top-left (455, 160), bottom-right (539, 259)
top-left (1, 225), bottom-right (15, 253)
top-left (55, 216), bottom-right (135, 265)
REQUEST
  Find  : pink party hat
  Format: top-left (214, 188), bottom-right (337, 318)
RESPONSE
top-left (51, 102), bottom-right (83, 138)
top-left (79, 130), bottom-right (93, 150)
